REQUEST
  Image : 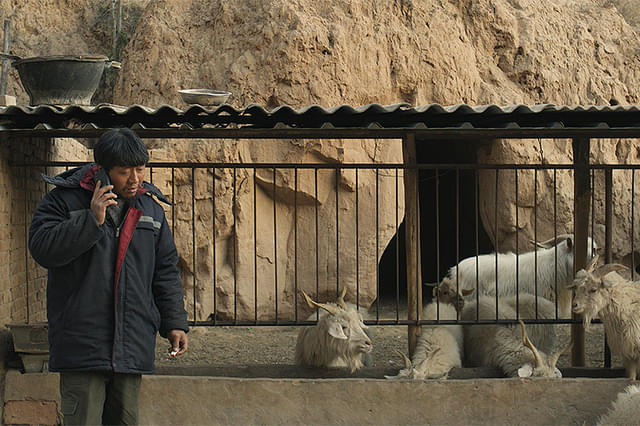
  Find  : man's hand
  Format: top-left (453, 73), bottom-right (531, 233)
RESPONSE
top-left (167, 329), bottom-right (188, 358)
top-left (91, 180), bottom-right (117, 225)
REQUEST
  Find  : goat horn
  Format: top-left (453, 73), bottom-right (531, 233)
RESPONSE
top-left (415, 347), bottom-right (442, 374)
top-left (336, 287), bottom-right (348, 310)
top-left (394, 349), bottom-right (412, 369)
top-left (519, 320), bottom-right (545, 369)
top-left (549, 342), bottom-right (573, 369)
top-left (300, 290), bottom-right (340, 315)
top-left (585, 253), bottom-right (600, 273)
top-left (595, 263), bottom-right (628, 278)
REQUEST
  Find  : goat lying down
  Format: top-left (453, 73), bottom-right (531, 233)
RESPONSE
top-left (597, 384), bottom-right (640, 426)
top-left (385, 301), bottom-right (463, 380)
top-left (295, 288), bottom-right (372, 373)
top-left (570, 255), bottom-right (640, 380)
top-left (438, 234), bottom-right (597, 318)
top-left (462, 294), bottom-right (570, 378)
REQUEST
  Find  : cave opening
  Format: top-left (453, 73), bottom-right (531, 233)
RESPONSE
top-left (377, 139), bottom-right (495, 303)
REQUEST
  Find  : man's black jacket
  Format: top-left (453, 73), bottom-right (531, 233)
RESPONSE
top-left (29, 164), bottom-right (188, 373)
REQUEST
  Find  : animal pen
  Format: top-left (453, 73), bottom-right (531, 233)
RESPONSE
top-left (3, 102), bottom-right (640, 373)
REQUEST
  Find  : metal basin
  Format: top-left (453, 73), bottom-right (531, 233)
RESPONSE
top-left (178, 89), bottom-right (232, 106)
top-left (12, 55), bottom-right (121, 105)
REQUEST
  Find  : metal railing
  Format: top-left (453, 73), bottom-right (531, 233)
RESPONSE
top-left (16, 161), bottom-right (637, 327)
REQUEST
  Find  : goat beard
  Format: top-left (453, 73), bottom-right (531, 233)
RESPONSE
top-left (581, 309), bottom-right (597, 329)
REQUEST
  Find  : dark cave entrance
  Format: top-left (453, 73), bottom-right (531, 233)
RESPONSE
top-left (377, 139), bottom-right (495, 303)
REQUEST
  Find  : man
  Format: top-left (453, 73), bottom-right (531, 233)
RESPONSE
top-left (29, 128), bottom-right (189, 425)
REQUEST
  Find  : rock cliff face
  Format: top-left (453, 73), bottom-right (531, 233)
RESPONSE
top-left (3, 0), bottom-right (640, 319)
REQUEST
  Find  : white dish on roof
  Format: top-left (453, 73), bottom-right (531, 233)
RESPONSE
top-left (178, 89), bottom-right (231, 106)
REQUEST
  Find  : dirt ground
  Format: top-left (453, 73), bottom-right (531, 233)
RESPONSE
top-left (153, 303), bottom-right (623, 379)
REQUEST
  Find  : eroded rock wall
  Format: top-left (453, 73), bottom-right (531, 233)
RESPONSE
top-left (3, 0), bottom-right (640, 319)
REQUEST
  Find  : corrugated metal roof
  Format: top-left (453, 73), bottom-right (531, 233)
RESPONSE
top-left (1, 103), bottom-right (640, 139)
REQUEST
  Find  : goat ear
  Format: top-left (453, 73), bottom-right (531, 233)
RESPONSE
top-left (517, 364), bottom-right (534, 378)
top-left (327, 322), bottom-right (348, 340)
top-left (461, 288), bottom-right (475, 297)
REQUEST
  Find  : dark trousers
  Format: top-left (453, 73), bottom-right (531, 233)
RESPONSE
top-left (59, 371), bottom-right (142, 425)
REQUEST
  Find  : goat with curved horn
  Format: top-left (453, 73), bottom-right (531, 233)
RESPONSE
top-left (296, 288), bottom-right (372, 373)
top-left (518, 320), bottom-right (571, 378)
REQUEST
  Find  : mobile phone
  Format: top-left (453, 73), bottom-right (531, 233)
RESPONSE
top-left (94, 168), bottom-right (113, 193)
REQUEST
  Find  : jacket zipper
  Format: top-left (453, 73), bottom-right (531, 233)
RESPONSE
top-left (111, 207), bottom-right (128, 370)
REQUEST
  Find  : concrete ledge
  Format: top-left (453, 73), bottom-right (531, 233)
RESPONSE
top-left (3, 369), bottom-right (634, 425)
top-left (139, 376), bottom-right (632, 425)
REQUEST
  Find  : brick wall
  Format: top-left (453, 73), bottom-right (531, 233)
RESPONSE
top-left (0, 136), bottom-right (91, 326)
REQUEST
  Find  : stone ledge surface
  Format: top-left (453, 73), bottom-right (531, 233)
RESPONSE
top-left (2, 368), bottom-right (634, 425)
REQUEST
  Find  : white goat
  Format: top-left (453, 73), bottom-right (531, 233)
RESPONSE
top-left (597, 384), bottom-right (640, 426)
top-left (385, 301), bottom-right (463, 380)
top-left (442, 234), bottom-right (597, 318)
top-left (295, 288), bottom-right (372, 373)
top-left (462, 294), bottom-right (570, 377)
top-left (569, 255), bottom-right (640, 380)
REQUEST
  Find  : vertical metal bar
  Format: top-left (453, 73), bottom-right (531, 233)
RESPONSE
top-left (632, 170), bottom-right (635, 279)
top-left (494, 169), bottom-right (499, 321)
top-left (374, 167), bottom-right (378, 320)
top-left (336, 165), bottom-right (340, 297)
top-left (394, 168), bottom-right (399, 322)
top-left (534, 168), bottom-right (538, 318)
top-left (373, 167), bottom-right (379, 320)
top-left (554, 169), bottom-right (558, 319)
top-left (475, 168), bottom-right (480, 321)
top-left (435, 168), bottom-right (440, 320)
top-left (604, 167), bottom-right (613, 368)
top-left (273, 167), bottom-right (278, 322)
top-left (515, 169), bottom-right (519, 319)
top-left (191, 168), bottom-right (196, 323)
top-left (315, 168), bottom-right (319, 321)
top-left (403, 133), bottom-right (422, 356)
top-left (591, 170), bottom-right (596, 256)
top-left (233, 168), bottom-right (237, 324)
top-left (171, 169), bottom-right (176, 235)
top-left (24, 165), bottom-right (29, 323)
top-left (294, 167), bottom-right (298, 322)
top-left (572, 138), bottom-right (591, 366)
top-left (212, 168), bottom-right (217, 325)
top-left (455, 168), bottom-right (460, 320)
top-left (253, 168), bottom-right (258, 324)
top-left (355, 168), bottom-right (360, 309)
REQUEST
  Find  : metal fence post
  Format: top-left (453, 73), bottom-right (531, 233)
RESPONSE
top-left (604, 167), bottom-right (613, 367)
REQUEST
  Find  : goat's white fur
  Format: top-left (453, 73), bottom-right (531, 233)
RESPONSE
top-left (442, 235), bottom-right (596, 318)
top-left (462, 294), bottom-right (567, 377)
top-left (597, 384), bottom-right (640, 426)
top-left (385, 301), bottom-right (463, 380)
top-left (295, 289), bottom-right (372, 373)
top-left (570, 257), bottom-right (640, 380)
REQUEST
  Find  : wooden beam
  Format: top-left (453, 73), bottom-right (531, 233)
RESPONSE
top-left (402, 133), bottom-right (422, 356)
top-left (572, 138), bottom-right (591, 366)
